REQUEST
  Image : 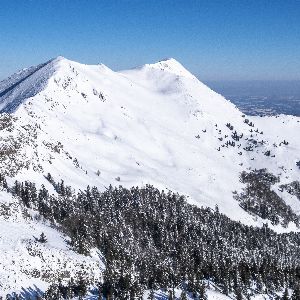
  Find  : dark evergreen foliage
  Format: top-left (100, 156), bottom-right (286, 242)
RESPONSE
top-left (234, 169), bottom-right (300, 227)
top-left (0, 173), bottom-right (8, 190)
top-left (6, 174), bottom-right (300, 299)
top-left (291, 285), bottom-right (300, 300)
top-left (282, 288), bottom-right (289, 300)
top-left (38, 232), bottom-right (47, 243)
top-left (280, 181), bottom-right (300, 201)
top-left (42, 278), bottom-right (87, 300)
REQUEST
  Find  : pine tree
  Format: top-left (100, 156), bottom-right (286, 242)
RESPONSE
top-left (180, 291), bottom-right (188, 300)
top-left (291, 285), bottom-right (300, 300)
top-left (148, 289), bottom-right (155, 300)
top-left (77, 277), bottom-right (87, 300)
top-left (168, 289), bottom-right (174, 300)
top-left (198, 283), bottom-right (207, 300)
top-left (235, 288), bottom-right (243, 300)
top-left (282, 287), bottom-right (289, 300)
top-left (38, 232), bottom-right (47, 243)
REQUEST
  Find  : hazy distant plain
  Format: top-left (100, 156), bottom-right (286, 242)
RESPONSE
top-left (205, 80), bottom-right (300, 117)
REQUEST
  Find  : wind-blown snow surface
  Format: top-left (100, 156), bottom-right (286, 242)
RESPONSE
top-left (0, 56), bottom-right (299, 229)
top-left (0, 56), bottom-right (299, 296)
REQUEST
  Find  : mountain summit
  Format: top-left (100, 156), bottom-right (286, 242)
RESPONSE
top-left (0, 57), bottom-right (299, 227)
top-left (133, 57), bottom-right (196, 79)
top-left (0, 57), bottom-right (300, 297)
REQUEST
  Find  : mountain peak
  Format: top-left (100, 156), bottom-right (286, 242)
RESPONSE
top-left (0, 56), bottom-right (118, 113)
top-left (0, 55), bottom-right (299, 233)
top-left (158, 57), bottom-right (179, 63)
top-left (147, 57), bottom-right (195, 79)
top-left (53, 55), bottom-right (66, 61)
top-left (49, 55), bottom-right (73, 69)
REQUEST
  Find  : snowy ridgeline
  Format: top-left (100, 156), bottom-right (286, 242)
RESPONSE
top-left (0, 56), bottom-right (299, 299)
top-left (0, 56), bottom-right (299, 229)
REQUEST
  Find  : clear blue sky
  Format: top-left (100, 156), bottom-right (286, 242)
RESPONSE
top-left (0, 0), bottom-right (300, 80)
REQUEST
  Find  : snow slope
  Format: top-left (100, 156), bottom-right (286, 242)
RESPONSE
top-left (0, 56), bottom-right (299, 297)
top-left (0, 187), bottom-right (103, 298)
top-left (0, 56), bottom-right (299, 230)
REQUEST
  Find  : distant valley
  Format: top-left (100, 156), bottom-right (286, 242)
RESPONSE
top-left (205, 80), bottom-right (300, 117)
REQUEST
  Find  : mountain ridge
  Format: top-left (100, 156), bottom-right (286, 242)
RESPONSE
top-left (0, 57), bottom-right (299, 231)
top-left (0, 56), bottom-right (300, 298)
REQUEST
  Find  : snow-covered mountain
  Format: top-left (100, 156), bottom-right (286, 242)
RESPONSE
top-left (0, 56), bottom-right (299, 227)
top-left (0, 56), bottom-right (299, 297)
